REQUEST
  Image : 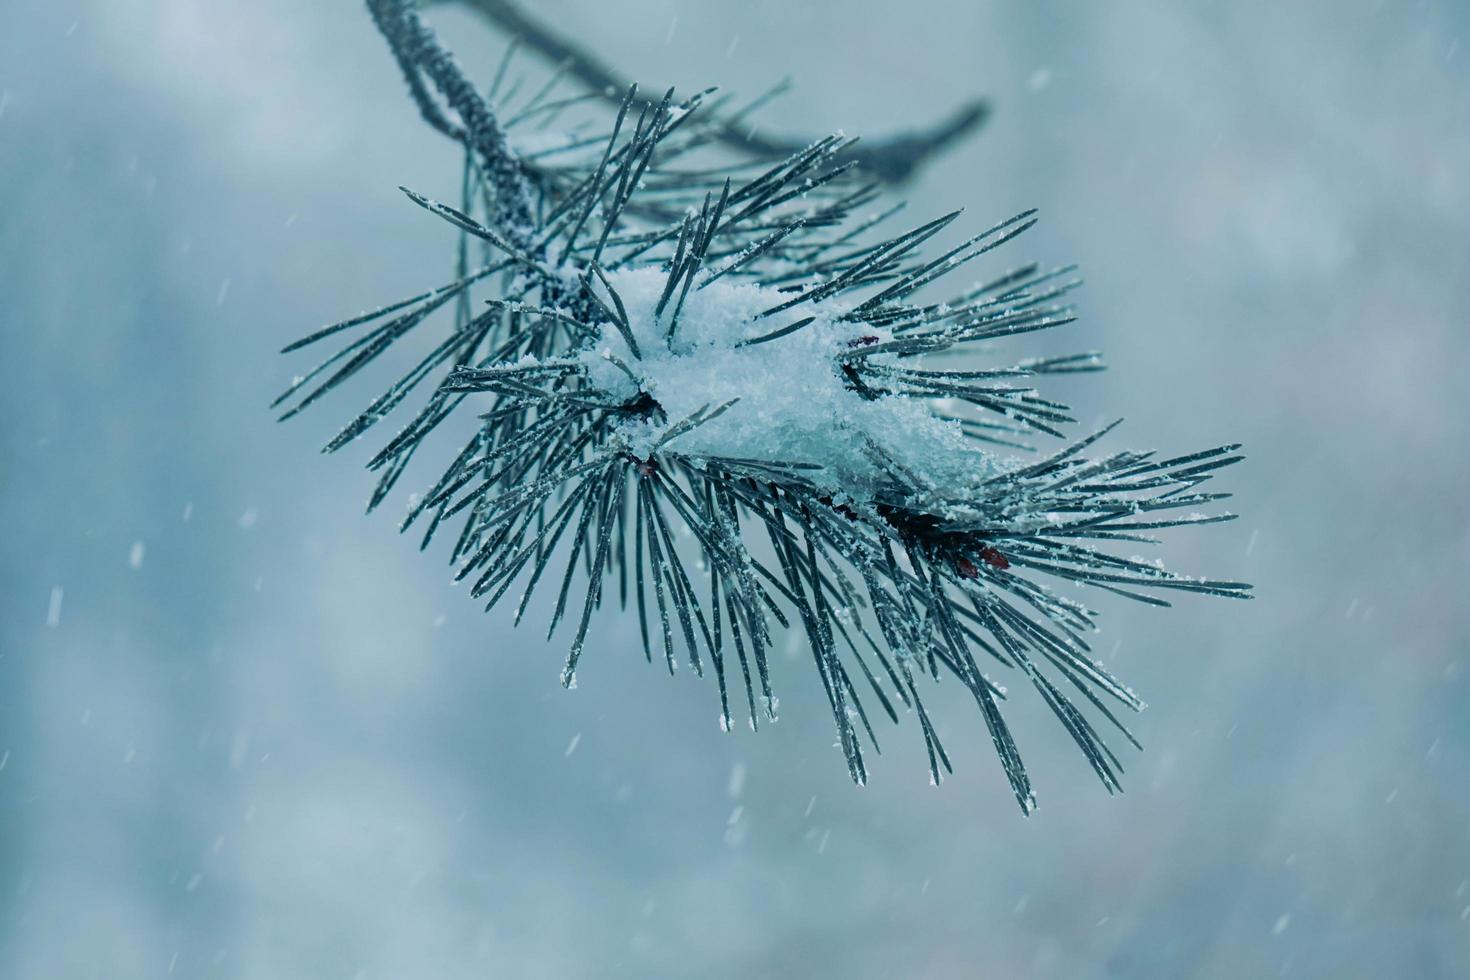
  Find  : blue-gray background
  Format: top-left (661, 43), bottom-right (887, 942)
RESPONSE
top-left (2, 1), bottom-right (1467, 977)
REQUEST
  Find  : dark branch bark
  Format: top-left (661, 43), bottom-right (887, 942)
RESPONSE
top-left (367, 0), bottom-right (537, 248)
top-left (435, 0), bottom-right (990, 184)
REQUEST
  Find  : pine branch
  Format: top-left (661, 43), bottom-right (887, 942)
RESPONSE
top-left (368, 0), bottom-right (536, 245)
top-left (276, 2), bottom-right (1253, 812)
top-left (428, 0), bottom-right (990, 183)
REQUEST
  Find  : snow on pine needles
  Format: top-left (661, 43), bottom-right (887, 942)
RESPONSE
top-left (275, 0), bottom-right (1252, 812)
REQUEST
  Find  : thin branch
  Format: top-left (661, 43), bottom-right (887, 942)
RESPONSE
top-left (433, 0), bottom-right (990, 184)
top-left (368, 0), bottom-right (537, 245)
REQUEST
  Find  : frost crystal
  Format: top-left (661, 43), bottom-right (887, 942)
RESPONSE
top-left (275, 0), bottom-right (1251, 811)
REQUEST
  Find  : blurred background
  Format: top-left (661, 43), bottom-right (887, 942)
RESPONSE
top-left (2, 1), bottom-right (1467, 976)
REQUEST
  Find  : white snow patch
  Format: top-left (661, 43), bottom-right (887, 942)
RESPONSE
top-left (578, 267), bottom-right (1005, 502)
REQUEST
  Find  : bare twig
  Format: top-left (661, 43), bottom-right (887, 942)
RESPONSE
top-left (368, 0), bottom-right (536, 245)
top-left (432, 0), bottom-right (990, 184)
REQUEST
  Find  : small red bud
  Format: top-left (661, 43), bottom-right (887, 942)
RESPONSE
top-left (978, 546), bottom-right (1010, 570)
